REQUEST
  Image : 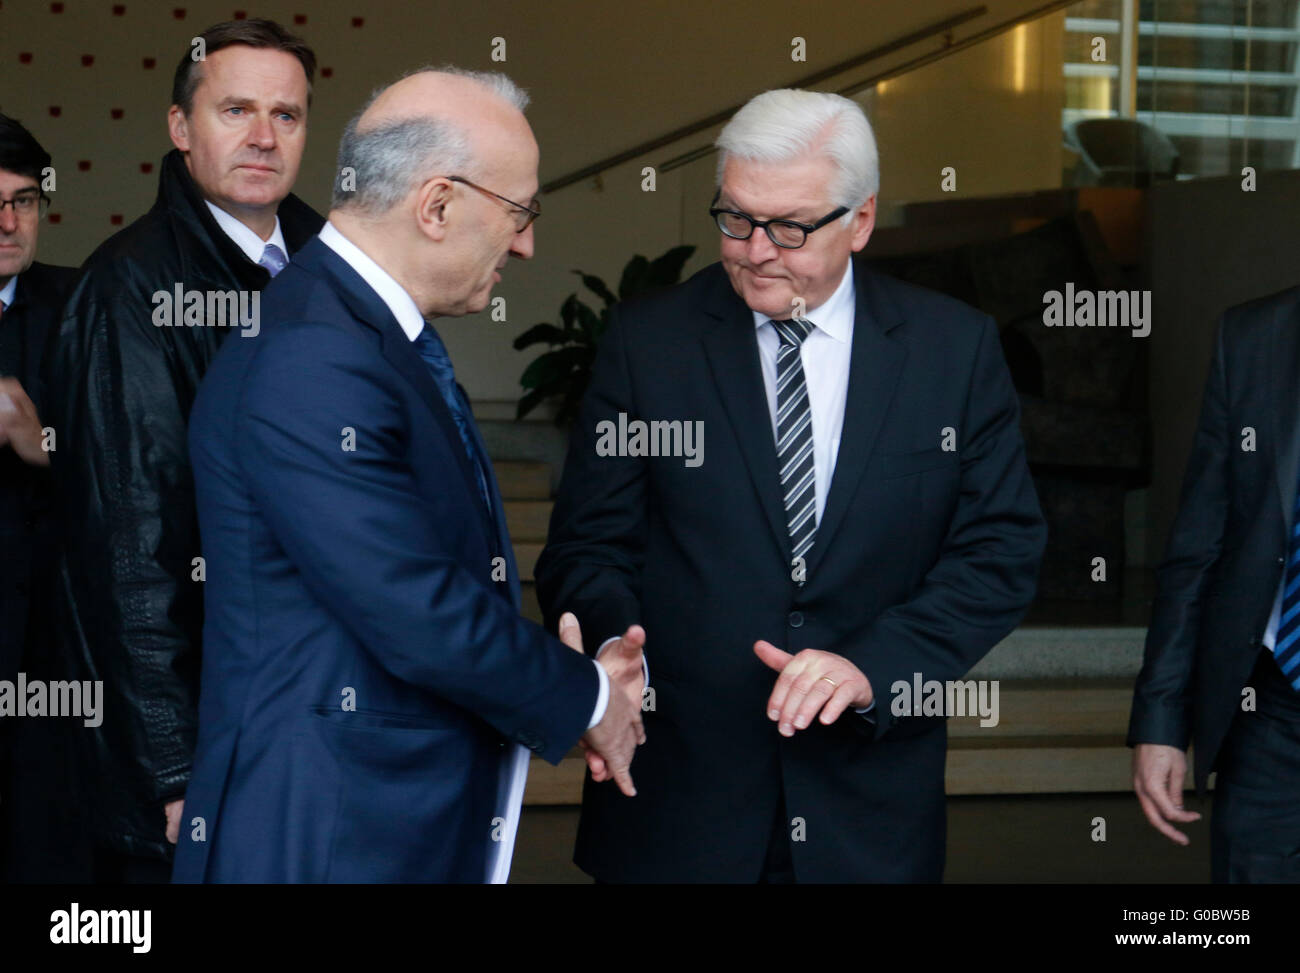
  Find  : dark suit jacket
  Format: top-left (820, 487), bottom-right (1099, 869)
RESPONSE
top-left (1129, 284), bottom-right (1300, 791)
top-left (0, 260), bottom-right (80, 882)
top-left (172, 236), bottom-right (600, 883)
top-left (536, 256), bottom-right (1047, 882)
top-left (0, 260), bottom-right (75, 680)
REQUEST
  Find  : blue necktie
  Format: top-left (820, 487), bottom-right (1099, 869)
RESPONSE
top-left (1273, 487), bottom-right (1300, 690)
top-left (258, 243), bottom-right (287, 277)
top-left (411, 324), bottom-right (494, 519)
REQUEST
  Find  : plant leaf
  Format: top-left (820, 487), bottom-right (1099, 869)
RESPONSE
top-left (573, 270), bottom-right (617, 307)
top-left (574, 300), bottom-right (602, 338)
top-left (512, 323), bottom-right (569, 350)
top-left (519, 346), bottom-right (588, 389)
top-left (618, 254), bottom-right (649, 300)
top-left (644, 244), bottom-right (696, 290)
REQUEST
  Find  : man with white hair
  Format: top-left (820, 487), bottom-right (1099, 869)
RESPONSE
top-left (537, 88), bottom-right (1046, 882)
top-left (173, 67), bottom-right (646, 883)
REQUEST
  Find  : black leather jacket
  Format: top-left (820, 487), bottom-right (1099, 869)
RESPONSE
top-left (42, 149), bottom-right (323, 859)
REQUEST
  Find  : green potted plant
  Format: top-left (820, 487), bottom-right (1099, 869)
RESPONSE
top-left (514, 245), bottom-right (695, 426)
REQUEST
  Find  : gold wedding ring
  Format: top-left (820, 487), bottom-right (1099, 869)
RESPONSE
top-left (818, 676), bottom-right (839, 689)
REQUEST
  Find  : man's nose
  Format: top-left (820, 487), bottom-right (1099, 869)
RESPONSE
top-left (745, 225), bottom-right (779, 263)
top-left (248, 113), bottom-right (277, 149)
top-left (0, 203), bottom-right (19, 234)
top-left (510, 222), bottom-right (535, 261)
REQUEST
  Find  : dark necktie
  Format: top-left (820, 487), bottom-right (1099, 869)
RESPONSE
top-left (772, 317), bottom-right (818, 563)
top-left (411, 324), bottom-right (494, 519)
top-left (1273, 484), bottom-right (1300, 690)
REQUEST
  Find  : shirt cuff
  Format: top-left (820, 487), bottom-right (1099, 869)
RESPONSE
top-left (596, 635), bottom-right (650, 688)
top-left (854, 699), bottom-right (876, 715)
top-left (587, 659), bottom-right (610, 729)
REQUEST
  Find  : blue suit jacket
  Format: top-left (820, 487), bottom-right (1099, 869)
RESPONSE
top-left (171, 236), bottom-right (599, 883)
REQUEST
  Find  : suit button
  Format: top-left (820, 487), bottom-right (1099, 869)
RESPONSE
top-left (1280, 557), bottom-right (1287, 565)
top-left (788, 611), bottom-right (804, 628)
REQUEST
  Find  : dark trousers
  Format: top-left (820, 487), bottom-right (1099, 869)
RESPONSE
top-left (89, 846), bottom-right (174, 884)
top-left (759, 792), bottom-right (796, 884)
top-left (1212, 650), bottom-right (1300, 882)
top-left (594, 792), bottom-right (795, 884)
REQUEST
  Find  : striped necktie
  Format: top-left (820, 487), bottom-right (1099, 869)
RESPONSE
top-left (1273, 487), bottom-right (1300, 690)
top-left (772, 317), bottom-right (818, 563)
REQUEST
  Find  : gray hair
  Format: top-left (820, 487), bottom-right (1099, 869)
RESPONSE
top-left (714, 89), bottom-right (879, 218)
top-left (331, 65), bottom-right (529, 213)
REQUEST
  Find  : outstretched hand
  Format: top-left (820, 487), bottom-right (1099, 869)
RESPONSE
top-left (754, 641), bottom-right (872, 736)
top-left (559, 613), bottom-right (646, 795)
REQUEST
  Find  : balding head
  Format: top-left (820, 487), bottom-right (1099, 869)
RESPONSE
top-left (328, 66), bottom-right (541, 318)
top-left (332, 67), bottom-right (533, 214)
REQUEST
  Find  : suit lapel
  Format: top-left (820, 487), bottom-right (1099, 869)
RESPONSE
top-left (701, 262), bottom-right (910, 571)
top-left (459, 382), bottom-right (522, 608)
top-left (804, 264), bottom-right (907, 576)
top-left (702, 282), bottom-right (791, 561)
top-left (1271, 299), bottom-right (1300, 532)
top-left (296, 239), bottom-right (489, 541)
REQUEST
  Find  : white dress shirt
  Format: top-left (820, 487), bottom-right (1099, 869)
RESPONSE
top-left (752, 259), bottom-right (855, 526)
top-left (0, 274), bottom-right (16, 311)
top-left (752, 261), bottom-right (874, 715)
top-left (1264, 563), bottom-right (1287, 650)
top-left (204, 199), bottom-right (288, 267)
top-left (318, 221), bottom-right (609, 883)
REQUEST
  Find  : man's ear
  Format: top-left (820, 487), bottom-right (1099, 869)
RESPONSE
top-left (849, 194), bottom-right (876, 253)
top-left (415, 177), bottom-right (455, 242)
top-left (167, 105), bottom-right (190, 152)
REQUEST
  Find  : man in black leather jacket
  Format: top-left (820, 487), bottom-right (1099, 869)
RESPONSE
top-left (42, 19), bottom-right (324, 882)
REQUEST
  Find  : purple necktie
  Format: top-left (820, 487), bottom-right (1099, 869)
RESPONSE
top-left (258, 243), bottom-right (287, 277)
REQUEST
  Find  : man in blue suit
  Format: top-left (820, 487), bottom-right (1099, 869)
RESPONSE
top-left (173, 67), bottom-right (645, 883)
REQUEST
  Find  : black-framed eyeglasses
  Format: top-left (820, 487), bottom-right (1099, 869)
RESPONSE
top-left (709, 190), bottom-right (847, 249)
top-left (446, 176), bottom-right (540, 232)
top-left (0, 189), bottom-right (50, 219)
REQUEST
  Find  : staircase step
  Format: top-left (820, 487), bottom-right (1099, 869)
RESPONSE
top-left (514, 542), bottom-right (544, 582)
top-left (504, 501), bottom-right (553, 542)
top-left (523, 683), bottom-right (1155, 803)
top-left (493, 461), bottom-right (551, 500)
top-left (520, 582), bottom-right (543, 625)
